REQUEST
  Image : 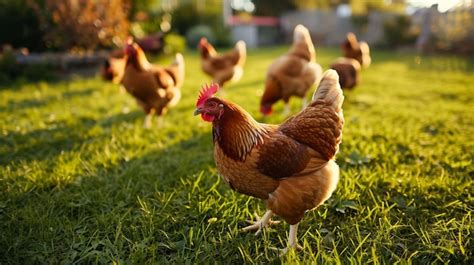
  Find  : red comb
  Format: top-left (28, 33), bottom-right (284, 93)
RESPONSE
top-left (124, 37), bottom-right (136, 56)
top-left (196, 83), bottom-right (219, 107)
top-left (199, 38), bottom-right (208, 47)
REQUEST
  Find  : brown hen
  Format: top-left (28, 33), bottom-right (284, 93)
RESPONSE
top-left (260, 24), bottom-right (323, 116)
top-left (194, 70), bottom-right (344, 253)
top-left (342, 32), bottom-right (371, 68)
top-left (121, 40), bottom-right (185, 127)
top-left (198, 38), bottom-right (246, 87)
top-left (329, 57), bottom-right (361, 89)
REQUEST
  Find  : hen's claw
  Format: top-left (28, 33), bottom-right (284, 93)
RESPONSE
top-left (241, 210), bottom-right (279, 235)
top-left (269, 244), bottom-right (303, 256)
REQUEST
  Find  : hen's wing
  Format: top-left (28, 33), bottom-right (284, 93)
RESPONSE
top-left (254, 70), bottom-right (343, 180)
top-left (209, 53), bottom-right (237, 69)
top-left (255, 130), bottom-right (311, 179)
top-left (279, 70), bottom-right (344, 161)
top-left (164, 53), bottom-right (185, 88)
top-left (152, 67), bottom-right (174, 89)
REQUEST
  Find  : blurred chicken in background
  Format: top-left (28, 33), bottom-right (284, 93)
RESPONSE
top-left (198, 38), bottom-right (246, 87)
top-left (121, 39), bottom-right (185, 128)
top-left (260, 24), bottom-right (322, 116)
top-left (329, 57), bottom-right (361, 89)
top-left (342, 32), bottom-right (371, 68)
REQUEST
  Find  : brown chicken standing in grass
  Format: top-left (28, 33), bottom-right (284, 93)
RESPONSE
top-left (329, 57), bottom-right (361, 89)
top-left (121, 39), bottom-right (185, 128)
top-left (198, 38), bottom-right (246, 87)
top-left (342, 32), bottom-right (371, 68)
top-left (260, 24), bottom-right (323, 116)
top-left (194, 70), bottom-right (344, 253)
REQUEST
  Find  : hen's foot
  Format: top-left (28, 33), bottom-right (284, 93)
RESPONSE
top-left (271, 223), bottom-right (301, 256)
top-left (270, 244), bottom-right (303, 256)
top-left (242, 210), bottom-right (280, 235)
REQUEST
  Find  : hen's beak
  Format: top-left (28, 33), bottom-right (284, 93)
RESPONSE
top-left (193, 108), bottom-right (201, 116)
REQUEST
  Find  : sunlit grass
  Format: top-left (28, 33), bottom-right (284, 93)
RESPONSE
top-left (0, 47), bottom-right (472, 263)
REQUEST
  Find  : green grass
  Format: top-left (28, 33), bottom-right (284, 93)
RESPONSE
top-left (0, 47), bottom-right (473, 263)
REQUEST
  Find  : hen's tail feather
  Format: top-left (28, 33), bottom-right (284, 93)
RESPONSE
top-left (359, 42), bottom-right (371, 68)
top-left (235, 40), bottom-right (247, 66)
top-left (168, 53), bottom-right (185, 88)
top-left (294, 24), bottom-right (310, 43)
top-left (291, 24), bottom-right (315, 62)
top-left (174, 53), bottom-right (185, 78)
top-left (346, 32), bottom-right (358, 49)
top-left (173, 53), bottom-right (184, 66)
top-left (312, 70), bottom-right (343, 111)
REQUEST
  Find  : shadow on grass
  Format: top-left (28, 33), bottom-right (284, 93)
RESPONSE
top-left (0, 88), bottom-right (95, 112)
top-left (0, 96), bottom-right (56, 112)
top-left (0, 110), bottom-right (143, 166)
top-left (0, 131), bottom-right (217, 263)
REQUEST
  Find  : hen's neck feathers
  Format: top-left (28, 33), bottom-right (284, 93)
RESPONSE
top-left (213, 102), bottom-right (269, 161)
top-left (201, 44), bottom-right (216, 58)
top-left (127, 48), bottom-right (152, 71)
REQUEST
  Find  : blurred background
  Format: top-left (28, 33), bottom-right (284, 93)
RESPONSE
top-left (0, 0), bottom-right (472, 82)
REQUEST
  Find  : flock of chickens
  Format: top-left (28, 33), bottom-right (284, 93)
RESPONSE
top-left (101, 24), bottom-right (371, 254)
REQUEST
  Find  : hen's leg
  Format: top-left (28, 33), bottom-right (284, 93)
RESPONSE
top-left (287, 223), bottom-right (299, 250)
top-left (143, 108), bottom-right (156, 129)
top-left (283, 103), bottom-right (291, 116)
top-left (155, 108), bottom-right (167, 127)
top-left (271, 223), bottom-right (302, 255)
top-left (242, 210), bottom-right (280, 235)
top-left (144, 115), bottom-right (153, 128)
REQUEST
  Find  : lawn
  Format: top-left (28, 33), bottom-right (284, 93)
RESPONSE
top-left (0, 47), bottom-right (472, 263)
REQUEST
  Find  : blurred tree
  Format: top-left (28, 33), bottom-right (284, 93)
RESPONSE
top-left (292, 0), bottom-right (347, 10)
top-left (384, 14), bottom-right (419, 47)
top-left (30, 0), bottom-right (130, 51)
top-left (172, 0), bottom-right (231, 46)
top-left (0, 0), bottom-right (44, 51)
top-left (128, 0), bottom-right (162, 36)
top-left (351, 0), bottom-right (406, 14)
top-left (129, 0), bottom-right (160, 17)
top-left (291, 0), bottom-right (405, 13)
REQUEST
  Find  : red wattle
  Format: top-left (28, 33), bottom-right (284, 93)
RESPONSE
top-left (201, 113), bottom-right (215, 122)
